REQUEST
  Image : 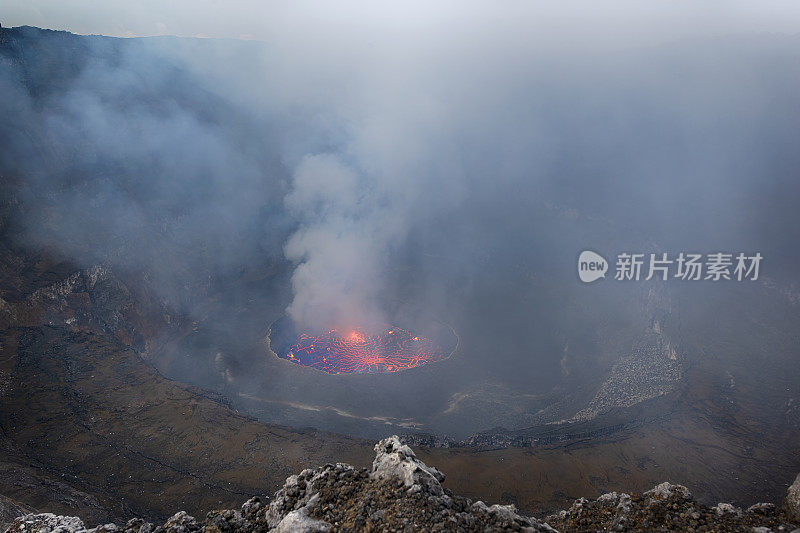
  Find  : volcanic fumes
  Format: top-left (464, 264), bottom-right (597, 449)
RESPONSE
top-left (269, 317), bottom-right (454, 374)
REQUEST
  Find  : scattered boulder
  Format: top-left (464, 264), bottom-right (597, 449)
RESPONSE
top-left (713, 502), bottom-right (742, 517)
top-left (644, 481), bottom-right (691, 501)
top-left (785, 473), bottom-right (800, 524)
top-left (548, 476), bottom-right (800, 533)
top-left (7, 513), bottom-right (87, 533)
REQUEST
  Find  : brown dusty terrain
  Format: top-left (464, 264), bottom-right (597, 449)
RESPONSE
top-left (0, 323), bottom-right (374, 522)
top-left (2, 315), bottom-right (799, 523)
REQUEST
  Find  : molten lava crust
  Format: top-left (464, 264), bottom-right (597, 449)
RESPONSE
top-left (277, 325), bottom-right (448, 374)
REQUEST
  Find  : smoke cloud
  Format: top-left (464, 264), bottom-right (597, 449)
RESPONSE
top-left (2, 3), bottom-right (800, 436)
top-left (284, 154), bottom-right (390, 332)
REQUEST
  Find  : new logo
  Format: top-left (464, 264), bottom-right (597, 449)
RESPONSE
top-left (578, 250), bottom-right (608, 283)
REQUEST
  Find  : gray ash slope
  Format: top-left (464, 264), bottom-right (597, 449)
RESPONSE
top-left (6, 437), bottom-right (800, 533)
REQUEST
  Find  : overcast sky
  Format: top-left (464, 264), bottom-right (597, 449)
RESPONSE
top-left (4, 1), bottom-right (800, 42)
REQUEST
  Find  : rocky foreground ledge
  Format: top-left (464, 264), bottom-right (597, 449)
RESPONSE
top-left (5, 436), bottom-right (800, 533)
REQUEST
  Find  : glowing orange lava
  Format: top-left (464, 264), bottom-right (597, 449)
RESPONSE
top-left (278, 325), bottom-right (447, 374)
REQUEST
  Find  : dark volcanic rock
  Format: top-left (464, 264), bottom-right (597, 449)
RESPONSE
top-left (6, 436), bottom-right (800, 533)
top-left (6, 436), bottom-right (554, 533)
top-left (547, 481), bottom-right (800, 533)
top-left (784, 473), bottom-right (800, 524)
top-left (0, 495), bottom-right (35, 533)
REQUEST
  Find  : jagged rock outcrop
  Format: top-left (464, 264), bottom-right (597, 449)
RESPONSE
top-left (369, 436), bottom-right (446, 496)
top-left (547, 481), bottom-right (800, 532)
top-left (5, 436), bottom-right (553, 533)
top-left (785, 473), bottom-right (800, 524)
top-left (7, 514), bottom-right (89, 533)
top-left (4, 438), bottom-right (800, 533)
top-left (251, 435), bottom-right (554, 532)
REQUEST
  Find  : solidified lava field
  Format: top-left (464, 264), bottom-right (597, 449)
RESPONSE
top-left (269, 317), bottom-right (453, 374)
